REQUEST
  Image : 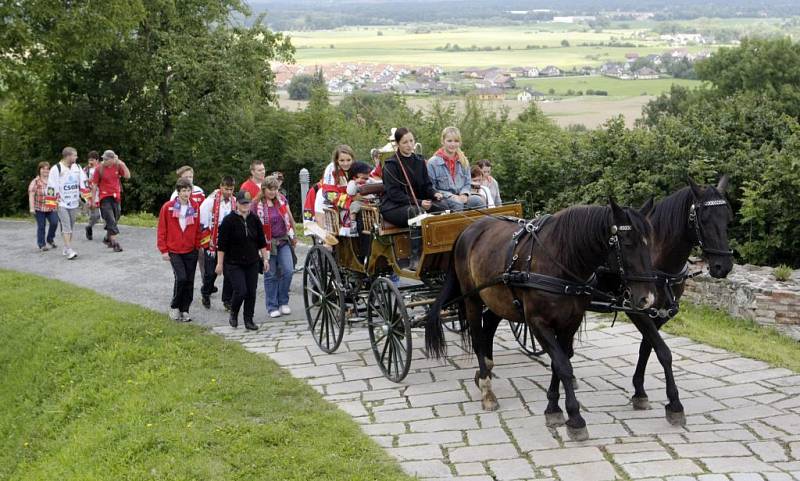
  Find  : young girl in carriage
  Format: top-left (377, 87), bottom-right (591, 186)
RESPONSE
top-left (314, 144), bottom-right (357, 236)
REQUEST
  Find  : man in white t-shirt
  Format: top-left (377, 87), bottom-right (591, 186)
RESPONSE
top-left (47, 147), bottom-right (89, 259)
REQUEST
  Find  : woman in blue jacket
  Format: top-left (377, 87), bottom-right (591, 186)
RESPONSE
top-left (427, 126), bottom-right (486, 211)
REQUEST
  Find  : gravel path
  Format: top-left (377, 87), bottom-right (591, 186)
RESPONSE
top-left (4, 218), bottom-right (800, 480)
top-left (0, 219), bottom-right (307, 327)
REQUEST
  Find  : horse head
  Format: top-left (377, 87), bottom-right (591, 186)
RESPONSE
top-left (608, 198), bottom-right (656, 311)
top-left (687, 175), bottom-right (734, 278)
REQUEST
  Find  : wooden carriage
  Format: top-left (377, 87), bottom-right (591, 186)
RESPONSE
top-left (303, 200), bottom-right (524, 382)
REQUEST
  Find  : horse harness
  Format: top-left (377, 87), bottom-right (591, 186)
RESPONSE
top-left (596, 197), bottom-right (730, 321)
top-left (689, 198), bottom-right (734, 257)
top-left (497, 215), bottom-right (656, 322)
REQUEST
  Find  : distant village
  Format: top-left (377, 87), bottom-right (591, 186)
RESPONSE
top-left (274, 46), bottom-right (711, 102)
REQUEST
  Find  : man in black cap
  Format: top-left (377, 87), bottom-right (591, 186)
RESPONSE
top-left (214, 191), bottom-right (269, 331)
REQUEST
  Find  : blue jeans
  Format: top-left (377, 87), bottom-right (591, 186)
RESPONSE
top-left (264, 243), bottom-right (294, 312)
top-left (35, 210), bottom-right (59, 248)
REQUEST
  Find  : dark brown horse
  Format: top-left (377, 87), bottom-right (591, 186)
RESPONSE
top-left (424, 201), bottom-right (656, 441)
top-left (597, 176), bottom-right (734, 426)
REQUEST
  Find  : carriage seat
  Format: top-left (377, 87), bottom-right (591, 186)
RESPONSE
top-left (360, 205), bottom-right (408, 235)
top-left (380, 219), bottom-right (408, 236)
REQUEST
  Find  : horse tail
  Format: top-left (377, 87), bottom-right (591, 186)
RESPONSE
top-left (424, 256), bottom-right (461, 359)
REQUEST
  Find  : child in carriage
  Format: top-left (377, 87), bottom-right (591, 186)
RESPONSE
top-left (315, 144), bottom-right (357, 236)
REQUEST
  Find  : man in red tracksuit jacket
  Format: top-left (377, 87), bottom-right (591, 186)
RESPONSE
top-left (157, 178), bottom-right (203, 323)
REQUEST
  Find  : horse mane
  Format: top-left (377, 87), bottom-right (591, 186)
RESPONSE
top-left (649, 184), bottom-right (729, 242)
top-left (649, 186), bottom-right (694, 241)
top-left (546, 205), bottom-right (651, 279)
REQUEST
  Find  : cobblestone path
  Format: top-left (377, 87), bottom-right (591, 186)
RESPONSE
top-left (3, 221), bottom-right (798, 481)
top-left (215, 316), bottom-right (800, 481)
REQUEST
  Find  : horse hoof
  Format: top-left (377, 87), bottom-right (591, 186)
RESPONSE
top-left (566, 425), bottom-right (590, 441)
top-left (665, 406), bottom-right (686, 426)
top-left (544, 411), bottom-right (565, 427)
top-left (631, 395), bottom-right (651, 411)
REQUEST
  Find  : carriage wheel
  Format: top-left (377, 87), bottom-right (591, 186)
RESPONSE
top-left (303, 245), bottom-right (346, 353)
top-left (508, 320), bottom-right (545, 357)
top-left (367, 277), bottom-right (412, 382)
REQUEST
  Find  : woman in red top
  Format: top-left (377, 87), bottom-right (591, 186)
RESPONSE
top-left (157, 178), bottom-right (203, 323)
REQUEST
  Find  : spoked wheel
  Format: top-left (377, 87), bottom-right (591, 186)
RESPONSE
top-left (303, 245), bottom-right (346, 353)
top-left (508, 320), bottom-right (545, 357)
top-left (367, 277), bottom-right (412, 382)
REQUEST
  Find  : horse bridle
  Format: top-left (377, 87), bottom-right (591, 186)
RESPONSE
top-left (607, 224), bottom-right (658, 307)
top-left (688, 199), bottom-right (734, 257)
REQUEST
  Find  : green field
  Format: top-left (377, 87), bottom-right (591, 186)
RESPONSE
top-left (286, 25), bottom-right (719, 68)
top-left (516, 76), bottom-right (704, 97)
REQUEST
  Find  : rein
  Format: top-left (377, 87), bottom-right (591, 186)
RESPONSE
top-left (394, 151), bottom-right (421, 213)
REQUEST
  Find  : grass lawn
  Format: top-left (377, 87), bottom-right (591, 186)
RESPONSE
top-left (117, 211), bottom-right (159, 228)
top-left (516, 76), bottom-right (703, 97)
top-left (0, 270), bottom-right (413, 481)
top-left (664, 302), bottom-right (800, 372)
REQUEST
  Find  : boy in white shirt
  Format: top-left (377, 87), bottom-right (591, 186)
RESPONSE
top-left (46, 147), bottom-right (90, 259)
top-left (198, 176), bottom-right (236, 309)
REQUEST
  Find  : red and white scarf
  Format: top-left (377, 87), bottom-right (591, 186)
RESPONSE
top-left (254, 194), bottom-right (294, 252)
top-left (206, 190), bottom-right (235, 252)
top-left (171, 198), bottom-right (196, 226)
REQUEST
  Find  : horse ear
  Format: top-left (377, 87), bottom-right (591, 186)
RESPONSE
top-left (639, 197), bottom-right (655, 217)
top-left (687, 175), bottom-right (702, 199)
top-left (608, 196), bottom-right (623, 217)
top-left (716, 174), bottom-right (730, 193)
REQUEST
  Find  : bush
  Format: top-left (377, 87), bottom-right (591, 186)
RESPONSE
top-left (774, 265), bottom-right (793, 282)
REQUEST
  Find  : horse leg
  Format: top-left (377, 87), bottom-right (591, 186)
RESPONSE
top-left (565, 342), bottom-right (579, 391)
top-left (634, 318), bottom-right (685, 426)
top-left (482, 309), bottom-right (503, 378)
top-left (536, 326), bottom-right (588, 441)
top-left (544, 365), bottom-right (565, 427)
top-left (469, 300), bottom-right (498, 411)
top-left (631, 335), bottom-right (653, 410)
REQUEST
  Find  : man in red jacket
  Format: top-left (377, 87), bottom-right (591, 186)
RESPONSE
top-left (157, 178), bottom-right (202, 322)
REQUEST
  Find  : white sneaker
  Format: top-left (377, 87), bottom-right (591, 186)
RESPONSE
top-left (180, 312), bottom-right (192, 322)
top-left (269, 310), bottom-right (281, 318)
top-left (280, 305), bottom-right (291, 315)
top-left (168, 308), bottom-right (181, 321)
top-left (66, 249), bottom-right (78, 260)
top-left (62, 248), bottom-right (68, 256)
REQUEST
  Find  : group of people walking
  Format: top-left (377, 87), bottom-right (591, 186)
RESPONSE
top-left (28, 147), bottom-right (129, 259)
top-left (28, 127), bottom-right (500, 332)
top-left (156, 161), bottom-right (297, 331)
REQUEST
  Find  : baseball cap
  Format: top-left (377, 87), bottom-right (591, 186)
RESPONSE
top-left (236, 191), bottom-right (252, 204)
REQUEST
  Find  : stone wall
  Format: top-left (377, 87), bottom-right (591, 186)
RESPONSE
top-left (682, 263), bottom-right (800, 337)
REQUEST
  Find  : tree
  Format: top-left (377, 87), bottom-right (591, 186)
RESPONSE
top-left (288, 74), bottom-right (317, 100)
top-left (561, 39), bottom-right (570, 47)
top-left (696, 37), bottom-right (800, 98)
top-left (0, 1), bottom-right (293, 214)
